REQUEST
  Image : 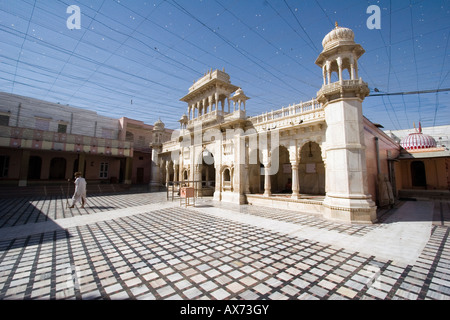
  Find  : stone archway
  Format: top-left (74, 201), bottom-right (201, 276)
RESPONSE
top-left (222, 166), bottom-right (232, 192)
top-left (247, 148), bottom-right (262, 194)
top-left (182, 168), bottom-right (189, 181)
top-left (271, 145), bottom-right (291, 193)
top-left (299, 141), bottom-right (325, 195)
top-left (201, 149), bottom-right (215, 195)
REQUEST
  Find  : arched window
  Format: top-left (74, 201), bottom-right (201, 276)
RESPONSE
top-left (223, 168), bottom-right (231, 181)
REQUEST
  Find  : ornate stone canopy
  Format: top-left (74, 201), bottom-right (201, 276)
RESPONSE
top-left (321, 22), bottom-right (355, 50)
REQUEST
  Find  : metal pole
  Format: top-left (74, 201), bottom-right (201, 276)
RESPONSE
top-left (66, 178), bottom-right (71, 208)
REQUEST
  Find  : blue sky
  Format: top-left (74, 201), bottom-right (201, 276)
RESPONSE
top-left (0, 0), bottom-right (449, 130)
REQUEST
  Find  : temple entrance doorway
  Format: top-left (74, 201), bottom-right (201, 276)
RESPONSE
top-left (202, 150), bottom-right (215, 196)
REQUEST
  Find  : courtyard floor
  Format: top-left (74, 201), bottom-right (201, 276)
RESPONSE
top-left (0, 191), bottom-right (449, 301)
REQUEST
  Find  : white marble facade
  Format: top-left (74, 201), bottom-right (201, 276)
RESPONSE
top-left (153, 25), bottom-right (392, 224)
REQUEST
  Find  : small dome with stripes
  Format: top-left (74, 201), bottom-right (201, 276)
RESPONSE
top-left (400, 123), bottom-right (437, 150)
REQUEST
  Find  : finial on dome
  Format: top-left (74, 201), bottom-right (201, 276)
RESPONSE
top-left (335, 21), bottom-right (338, 28)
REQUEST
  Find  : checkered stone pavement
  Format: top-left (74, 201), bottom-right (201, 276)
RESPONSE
top-left (0, 193), bottom-right (449, 300)
top-left (0, 192), bottom-right (167, 228)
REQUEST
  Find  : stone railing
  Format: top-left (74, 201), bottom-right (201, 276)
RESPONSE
top-left (187, 110), bottom-right (225, 127)
top-left (248, 98), bottom-right (323, 126)
top-left (318, 79), bottom-right (369, 96)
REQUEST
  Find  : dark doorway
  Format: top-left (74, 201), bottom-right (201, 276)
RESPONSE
top-left (411, 161), bottom-right (427, 188)
top-left (49, 157), bottom-right (66, 180)
top-left (202, 151), bottom-right (215, 188)
top-left (28, 156), bottom-right (42, 180)
top-left (136, 167), bottom-right (144, 184)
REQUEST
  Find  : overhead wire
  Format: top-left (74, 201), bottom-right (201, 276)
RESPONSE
top-left (314, 0), bottom-right (334, 28)
top-left (374, 0), bottom-right (402, 130)
top-left (43, 0), bottom-right (107, 101)
top-left (6, 2), bottom-right (302, 120)
top-left (0, 0), bottom-right (448, 129)
top-left (409, 0), bottom-right (423, 122)
top-left (169, 0), bottom-right (313, 97)
top-left (282, 0), bottom-right (319, 53)
top-left (433, 30), bottom-right (449, 126)
top-left (214, 0), bottom-right (321, 89)
top-left (0, 9), bottom-right (192, 122)
top-left (264, 0), bottom-right (318, 54)
top-left (11, 0), bottom-right (37, 93)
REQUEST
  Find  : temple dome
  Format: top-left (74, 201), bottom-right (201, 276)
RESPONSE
top-left (234, 88), bottom-right (244, 95)
top-left (153, 118), bottom-right (165, 131)
top-left (179, 114), bottom-right (188, 123)
top-left (322, 23), bottom-right (355, 50)
top-left (400, 132), bottom-right (437, 150)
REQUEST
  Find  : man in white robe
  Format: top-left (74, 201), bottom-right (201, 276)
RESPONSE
top-left (70, 172), bottom-right (87, 208)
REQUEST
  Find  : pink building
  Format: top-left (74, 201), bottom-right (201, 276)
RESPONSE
top-left (0, 92), bottom-right (171, 188)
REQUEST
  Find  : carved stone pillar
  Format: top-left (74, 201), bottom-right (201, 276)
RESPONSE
top-left (263, 164), bottom-right (272, 197)
top-left (173, 163), bottom-right (178, 184)
top-left (165, 161), bottom-right (170, 188)
top-left (291, 162), bottom-right (299, 199)
top-left (322, 65), bottom-right (327, 86)
top-left (215, 92), bottom-right (219, 112)
top-left (337, 57), bottom-right (343, 84)
top-left (208, 96), bottom-right (213, 114)
top-left (326, 61), bottom-right (331, 85)
top-left (349, 55), bottom-right (355, 80)
top-left (150, 145), bottom-right (162, 190)
top-left (197, 101), bottom-right (201, 117)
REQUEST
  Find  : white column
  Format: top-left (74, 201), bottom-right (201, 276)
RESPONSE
top-left (244, 164), bottom-right (250, 194)
top-left (349, 55), bottom-right (355, 80)
top-left (173, 162), bottom-right (178, 184)
top-left (195, 164), bottom-right (202, 195)
top-left (337, 57), bottom-right (343, 84)
top-left (197, 101), bottom-right (201, 117)
top-left (291, 162), bottom-right (299, 199)
top-left (165, 162), bottom-right (170, 187)
top-left (326, 61), bottom-right (331, 85)
top-left (215, 93), bottom-right (219, 112)
top-left (263, 164), bottom-right (272, 197)
top-left (208, 96), bottom-right (213, 114)
top-left (150, 146), bottom-right (161, 189)
top-left (323, 98), bottom-right (376, 223)
top-left (215, 165), bottom-right (221, 193)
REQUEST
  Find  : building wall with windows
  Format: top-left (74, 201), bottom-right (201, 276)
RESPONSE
top-left (0, 92), bottom-right (171, 186)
